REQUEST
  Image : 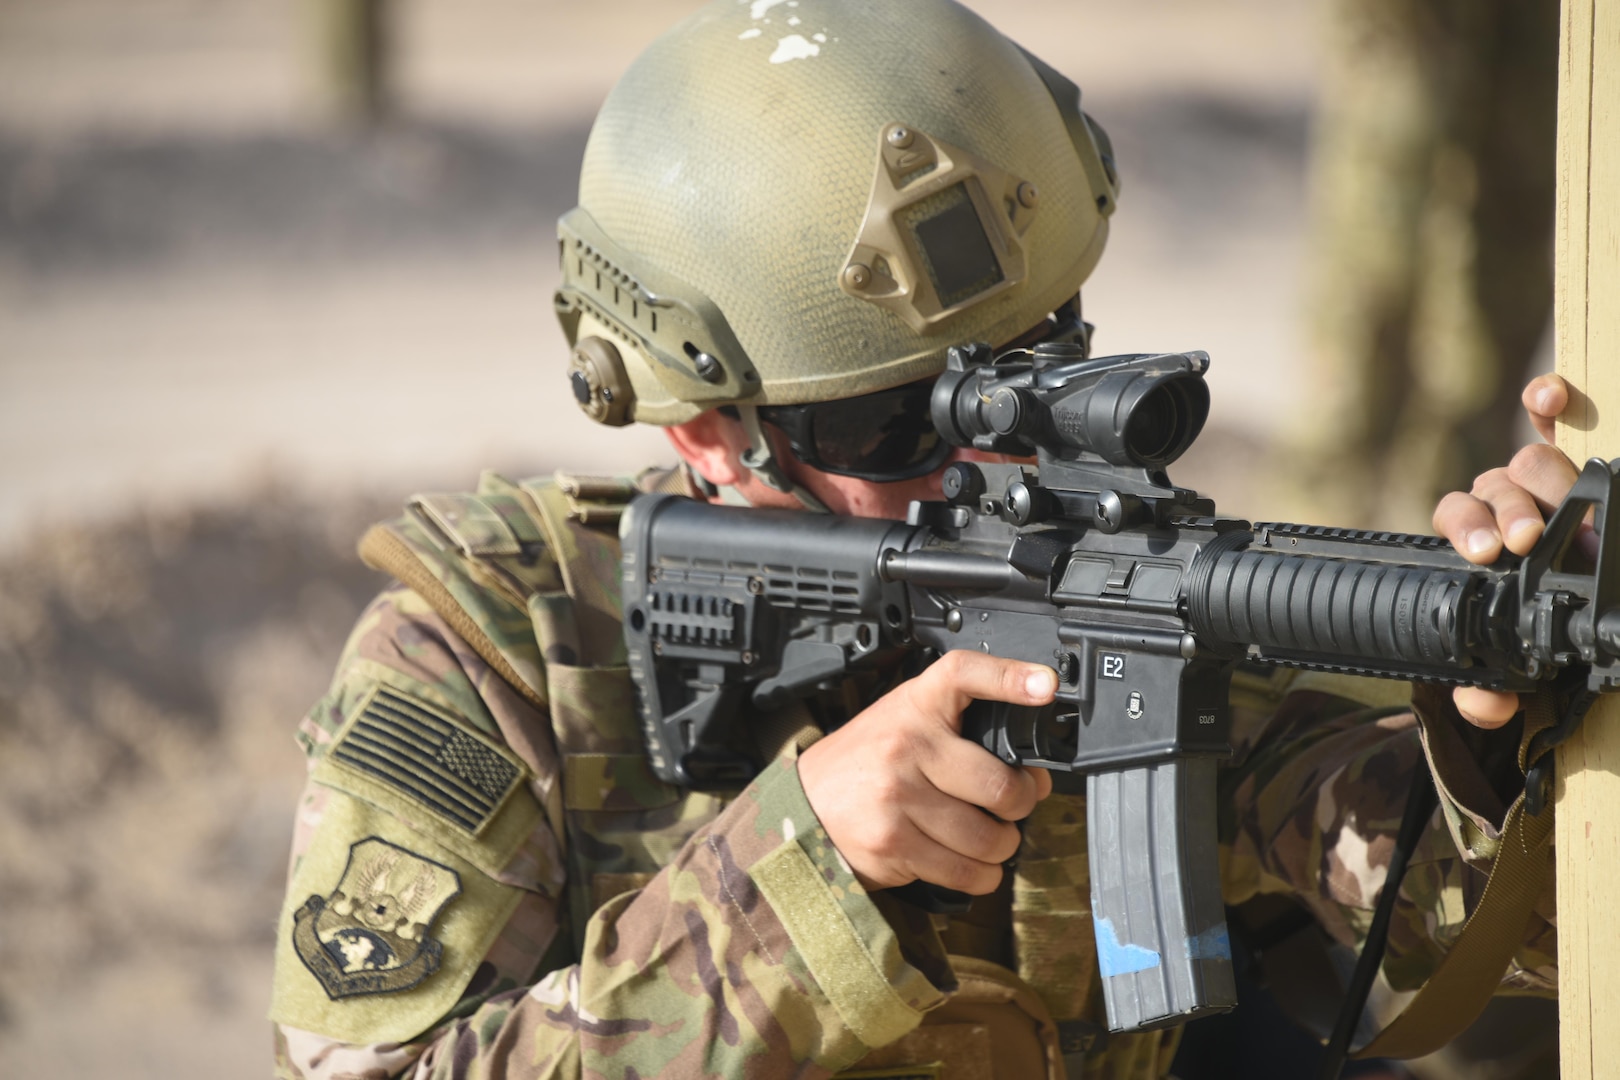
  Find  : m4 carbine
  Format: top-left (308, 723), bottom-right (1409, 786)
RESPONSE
top-left (619, 343), bottom-right (1620, 1034)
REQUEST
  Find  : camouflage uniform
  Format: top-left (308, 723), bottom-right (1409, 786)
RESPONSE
top-left (270, 469), bottom-right (1554, 1080)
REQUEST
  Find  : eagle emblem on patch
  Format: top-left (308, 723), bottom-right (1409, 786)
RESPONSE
top-left (292, 837), bottom-right (462, 999)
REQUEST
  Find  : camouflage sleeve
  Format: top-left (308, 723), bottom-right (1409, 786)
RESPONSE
top-left (407, 753), bottom-right (952, 1079)
top-left (273, 585), bottom-right (952, 1080)
top-left (1219, 675), bottom-right (1556, 997)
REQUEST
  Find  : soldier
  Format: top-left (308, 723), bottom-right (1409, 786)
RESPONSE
top-left (269, 3), bottom-right (1563, 1077)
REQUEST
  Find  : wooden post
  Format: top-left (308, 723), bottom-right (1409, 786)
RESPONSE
top-left (1554, 1), bottom-right (1620, 1075)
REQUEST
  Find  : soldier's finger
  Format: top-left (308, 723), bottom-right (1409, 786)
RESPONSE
top-left (896, 824), bottom-right (1006, 895)
top-left (1502, 444), bottom-right (1598, 559)
top-left (1433, 490), bottom-right (1508, 564)
top-left (906, 650), bottom-right (1058, 730)
top-left (1504, 443), bottom-right (1581, 515)
top-left (1025, 765), bottom-right (1053, 801)
top-left (1469, 467), bottom-right (1551, 557)
top-left (845, 807), bottom-right (1004, 893)
top-left (1522, 373), bottom-right (1568, 445)
top-left (924, 735), bottom-right (1044, 821)
top-left (907, 790), bottom-right (1026, 866)
top-left (1454, 686), bottom-right (1520, 730)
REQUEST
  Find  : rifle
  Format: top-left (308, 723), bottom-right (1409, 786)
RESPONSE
top-left (618, 341), bottom-right (1620, 1034)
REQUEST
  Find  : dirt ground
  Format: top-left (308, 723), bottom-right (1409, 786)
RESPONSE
top-left (0, 0), bottom-right (1327, 1074)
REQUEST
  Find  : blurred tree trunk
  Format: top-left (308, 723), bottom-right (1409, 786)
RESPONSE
top-left (313, 0), bottom-right (397, 127)
top-left (1275, 0), bottom-right (1558, 531)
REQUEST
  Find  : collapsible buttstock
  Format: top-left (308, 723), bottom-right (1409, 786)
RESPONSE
top-left (1087, 758), bottom-right (1236, 1031)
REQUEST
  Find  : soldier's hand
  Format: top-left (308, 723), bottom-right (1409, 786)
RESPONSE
top-left (1432, 373), bottom-right (1588, 728)
top-left (796, 651), bottom-right (1057, 895)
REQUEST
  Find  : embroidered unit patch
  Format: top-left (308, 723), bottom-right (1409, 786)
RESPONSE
top-left (332, 687), bottom-right (521, 833)
top-left (292, 837), bottom-right (463, 999)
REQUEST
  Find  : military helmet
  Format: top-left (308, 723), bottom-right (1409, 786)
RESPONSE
top-left (557, 0), bottom-right (1119, 429)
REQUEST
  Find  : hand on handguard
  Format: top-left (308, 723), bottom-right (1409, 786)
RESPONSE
top-left (1431, 374), bottom-right (1592, 728)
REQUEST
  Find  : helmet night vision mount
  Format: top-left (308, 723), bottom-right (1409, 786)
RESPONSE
top-left (838, 123), bottom-right (1041, 332)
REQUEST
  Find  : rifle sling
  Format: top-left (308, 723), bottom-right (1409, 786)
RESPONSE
top-left (1351, 693), bottom-right (1556, 1060)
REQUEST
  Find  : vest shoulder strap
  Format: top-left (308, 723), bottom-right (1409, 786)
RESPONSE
top-left (358, 471), bottom-right (566, 711)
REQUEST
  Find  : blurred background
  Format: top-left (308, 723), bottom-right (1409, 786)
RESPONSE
top-left (0, 0), bottom-right (1555, 1076)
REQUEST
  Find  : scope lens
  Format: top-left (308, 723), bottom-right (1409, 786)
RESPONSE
top-left (1123, 385), bottom-right (1185, 465)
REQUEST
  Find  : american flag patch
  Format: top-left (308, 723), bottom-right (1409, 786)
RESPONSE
top-left (333, 687), bottom-right (522, 834)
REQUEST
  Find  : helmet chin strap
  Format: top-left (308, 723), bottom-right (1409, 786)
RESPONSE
top-left (734, 405), bottom-right (832, 514)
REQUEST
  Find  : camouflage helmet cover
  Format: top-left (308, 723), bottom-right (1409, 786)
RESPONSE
top-left (557, 0), bottom-right (1119, 426)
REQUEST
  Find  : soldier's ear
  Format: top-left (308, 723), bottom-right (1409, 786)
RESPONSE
top-left (665, 409), bottom-right (748, 488)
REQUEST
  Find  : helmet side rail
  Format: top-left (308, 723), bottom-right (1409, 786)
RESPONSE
top-left (618, 344), bottom-right (1620, 1034)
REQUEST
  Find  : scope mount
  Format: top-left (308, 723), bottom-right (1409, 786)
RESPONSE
top-left (934, 342), bottom-right (1216, 531)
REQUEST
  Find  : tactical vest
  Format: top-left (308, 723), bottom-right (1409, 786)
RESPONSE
top-left (361, 469), bottom-right (1181, 1080)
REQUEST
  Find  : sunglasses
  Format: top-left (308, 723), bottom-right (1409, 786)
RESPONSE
top-left (754, 379), bottom-right (952, 483)
top-left (744, 297), bottom-right (1091, 483)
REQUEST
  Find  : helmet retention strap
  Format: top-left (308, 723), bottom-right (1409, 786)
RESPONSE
top-left (736, 405), bottom-right (831, 514)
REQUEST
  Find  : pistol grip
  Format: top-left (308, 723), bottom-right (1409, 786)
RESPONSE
top-left (888, 880), bottom-right (974, 914)
top-left (1087, 757), bottom-right (1236, 1032)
